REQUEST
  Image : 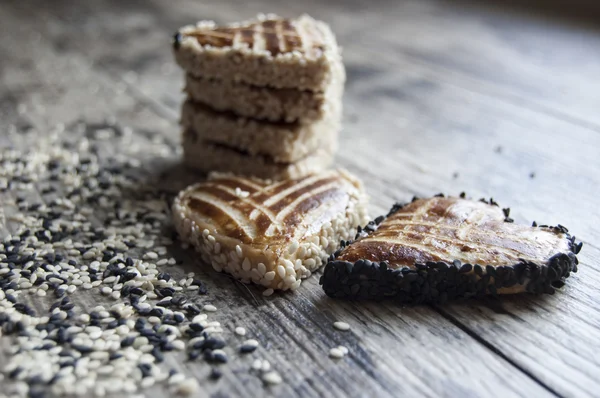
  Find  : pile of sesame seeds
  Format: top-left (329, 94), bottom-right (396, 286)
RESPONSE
top-left (0, 124), bottom-right (276, 397)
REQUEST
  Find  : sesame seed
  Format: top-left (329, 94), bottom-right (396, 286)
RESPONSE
top-left (262, 371), bottom-right (282, 385)
top-left (168, 373), bottom-right (186, 385)
top-left (261, 360), bottom-right (271, 372)
top-left (333, 321), bottom-right (350, 331)
top-left (252, 359), bottom-right (263, 370)
top-left (234, 327), bottom-right (246, 336)
top-left (203, 304), bottom-right (217, 312)
top-left (243, 339), bottom-right (259, 348)
top-left (172, 340), bottom-right (185, 351)
top-left (143, 252), bottom-right (158, 260)
top-left (329, 348), bottom-right (344, 359)
top-left (262, 289), bottom-right (274, 297)
top-left (338, 346), bottom-right (349, 355)
top-left (276, 265), bottom-right (286, 279)
top-left (176, 378), bottom-right (199, 396)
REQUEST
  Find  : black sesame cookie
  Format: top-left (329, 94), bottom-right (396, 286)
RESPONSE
top-left (320, 195), bottom-right (581, 303)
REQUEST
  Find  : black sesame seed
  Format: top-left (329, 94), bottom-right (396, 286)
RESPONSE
top-left (121, 336), bottom-right (135, 348)
top-left (138, 364), bottom-right (152, 378)
top-left (240, 344), bottom-right (257, 354)
top-left (203, 337), bottom-right (226, 350)
top-left (109, 352), bottom-right (123, 361)
top-left (211, 351), bottom-right (228, 363)
top-left (210, 368), bottom-right (223, 380)
top-left (151, 347), bottom-right (165, 363)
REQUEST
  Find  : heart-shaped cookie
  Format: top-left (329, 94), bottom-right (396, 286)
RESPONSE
top-left (173, 169), bottom-right (369, 293)
top-left (320, 195), bottom-right (581, 303)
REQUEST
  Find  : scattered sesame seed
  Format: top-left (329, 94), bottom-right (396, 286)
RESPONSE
top-left (234, 327), bottom-right (246, 336)
top-left (333, 321), bottom-right (350, 331)
top-left (243, 339), bottom-right (259, 348)
top-left (168, 373), bottom-right (186, 385)
top-left (329, 348), bottom-right (344, 359)
top-left (175, 378), bottom-right (199, 396)
top-left (0, 122), bottom-right (271, 397)
top-left (252, 359), bottom-right (263, 370)
top-left (262, 371), bottom-right (282, 385)
top-left (143, 252), bottom-right (158, 260)
top-left (172, 340), bottom-right (185, 351)
top-left (262, 289), bottom-right (274, 297)
top-left (261, 360), bottom-right (271, 372)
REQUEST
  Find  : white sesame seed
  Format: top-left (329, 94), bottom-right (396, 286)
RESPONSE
top-left (333, 321), bottom-right (350, 331)
top-left (172, 340), bottom-right (185, 351)
top-left (264, 271), bottom-right (275, 281)
top-left (36, 289), bottom-right (46, 297)
top-left (78, 314), bottom-right (90, 323)
top-left (203, 304), bottom-right (217, 312)
top-left (144, 251), bottom-right (158, 260)
top-left (242, 258), bottom-right (251, 271)
top-left (338, 346), bottom-right (349, 355)
top-left (262, 288), bottom-right (274, 297)
top-left (262, 360), bottom-right (271, 371)
top-left (276, 265), bottom-right (286, 279)
top-left (243, 339), bottom-right (259, 348)
top-left (329, 347), bottom-right (344, 359)
top-left (176, 378), bottom-right (199, 396)
top-left (141, 376), bottom-right (155, 388)
top-left (168, 373), bottom-right (186, 385)
top-left (140, 344), bottom-right (154, 353)
top-left (235, 327), bottom-right (246, 336)
top-left (252, 359), bottom-right (263, 370)
top-left (262, 371), bottom-right (282, 385)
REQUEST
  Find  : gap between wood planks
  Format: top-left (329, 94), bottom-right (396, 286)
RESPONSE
top-left (5, 1), bottom-right (586, 395)
top-left (435, 306), bottom-right (562, 397)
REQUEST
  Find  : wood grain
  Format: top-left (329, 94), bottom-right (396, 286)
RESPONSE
top-left (2, 0), bottom-right (600, 397)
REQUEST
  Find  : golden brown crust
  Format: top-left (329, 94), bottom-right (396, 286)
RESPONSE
top-left (321, 196), bottom-right (580, 302)
top-left (337, 197), bottom-right (570, 268)
top-left (173, 170), bottom-right (370, 291)
top-left (179, 15), bottom-right (325, 58)
top-left (173, 14), bottom-right (341, 91)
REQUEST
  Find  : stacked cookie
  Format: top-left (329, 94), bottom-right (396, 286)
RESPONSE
top-left (173, 14), bottom-right (345, 180)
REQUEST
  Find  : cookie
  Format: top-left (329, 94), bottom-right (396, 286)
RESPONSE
top-left (173, 170), bottom-right (370, 291)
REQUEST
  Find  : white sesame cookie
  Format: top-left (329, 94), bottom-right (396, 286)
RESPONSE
top-left (172, 170), bottom-right (369, 291)
top-left (181, 133), bottom-right (335, 180)
top-left (183, 54), bottom-right (344, 123)
top-left (173, 14), bottom-right (342, 91)
top-left (179, 98), bottom-right (340, 164)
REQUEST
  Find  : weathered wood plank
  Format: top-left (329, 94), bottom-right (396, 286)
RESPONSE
top-left (0, 3), bottom-right (557, 398)
top-left (25, 0), bottom-right (600, 129)
top-left (7, 1), bottom-right (600, 396)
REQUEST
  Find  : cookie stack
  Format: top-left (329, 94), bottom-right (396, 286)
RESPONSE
top-left (173, 14), bottom-right (345, 180)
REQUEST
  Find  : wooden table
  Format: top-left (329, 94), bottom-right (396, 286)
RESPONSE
top-left (1, 0), bottom-right (599, 397)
